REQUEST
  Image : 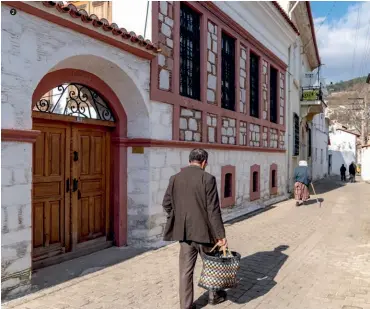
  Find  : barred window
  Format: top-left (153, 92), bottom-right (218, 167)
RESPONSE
top-left (270, 66), bottom-right (278, 123)
top-left (294, 113), bottom-right (300, 156)
top-left (253, 171), bottom-right (258, 192)
top-left (221, 32), bottom-right (235, 111)
top-left (224, 173), bottom-right (232, 198)
top-left (180, 4), bottom-right (201, 100)
top-left (250, 52), bottom-right (260, 118)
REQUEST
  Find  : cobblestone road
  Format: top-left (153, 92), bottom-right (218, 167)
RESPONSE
top-left (4, 178), bottom-right (370, 309)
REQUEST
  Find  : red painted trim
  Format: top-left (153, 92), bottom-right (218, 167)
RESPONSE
top-left (305, 2), bottom-right (321, 66)
top-left (173, 2), bottom-right (180, 94)
top-left (32, 68), bottom-right (128, 247)
top-left (111, 137), bottom-right (286, 153)
top-left (1, 129), bottom-right (41, 143)
top-left (5, 2), bottom-right (157, 60)
top-left (270, 163), bottom-right (278, 195)
top-left (221, 165), bottom-right (236, 208)
top-left (250, 164), bottom-right (261, 201)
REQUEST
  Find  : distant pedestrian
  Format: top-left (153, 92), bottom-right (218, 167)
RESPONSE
top-left (349, 162), bottom-right (356, 183)
top-left (162, 148), bottom-right (227, 309)
top-left (293, 160), bottom-right (311, 206)
top-left (340, 164), bottom-right (346, 181)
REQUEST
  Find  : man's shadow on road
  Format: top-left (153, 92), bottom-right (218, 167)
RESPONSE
top-left (194, 245), bottom-right (289, 307)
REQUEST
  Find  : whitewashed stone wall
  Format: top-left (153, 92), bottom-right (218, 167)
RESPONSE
top-left (239, 45), bottom-right (248, 114)
top-left (207, 113), bottom-right (218, 143)
top-left (150, 101), bottom-right (173, 140)
top-left (179, 107), bottom-right (202, 142)
top-left (279, 131), bottom-right (286, 149)
top-left (207, 21), bottom-right (218, 104)
top-left (221, 117), bottom-right (236, 144)
top-left (361, 145), bottom-right (370, 182)
top-left (239, 121), bottom-right (248, 146)
top-left (262, 127), bottom-right (268, 147)
top-left (270, 128), bottom-right (278, 148)
top-left (249, 124), bottom-right (261, 147)
top-left (1, 142), bottom-right (32, 299)
top-left (262, 60), bottom-right (269, 120)
top-left (145, 147), bottom-right (287, 247)
top-left (158, 1), bottom-right (174, 91)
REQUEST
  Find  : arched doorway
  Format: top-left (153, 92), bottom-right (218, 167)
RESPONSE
top-left (31, 69), bottom-right (128, 269)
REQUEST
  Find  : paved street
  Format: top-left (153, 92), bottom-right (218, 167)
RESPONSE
top-left (4, 177), bottom-right (370, 309)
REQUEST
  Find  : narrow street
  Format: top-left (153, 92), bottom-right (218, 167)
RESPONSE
top-left (4, 177), bottom-right (370, 309)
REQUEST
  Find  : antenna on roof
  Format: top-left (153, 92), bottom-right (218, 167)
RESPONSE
top-left (144, 1), bottom-right (149, 39)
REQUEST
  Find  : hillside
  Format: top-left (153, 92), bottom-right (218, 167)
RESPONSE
top-left (326, 76), bottom-right (368, 133)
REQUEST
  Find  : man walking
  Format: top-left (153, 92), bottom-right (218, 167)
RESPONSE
top-left (340, 164), bottom-right (346, 182)
top-left (162, 149), bottom-right (227, 309)
top-left (349, 162), bottom-right (356, 183)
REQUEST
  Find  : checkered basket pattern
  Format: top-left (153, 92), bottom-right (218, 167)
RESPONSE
top-left (198, 249), bottom-right (241, 291)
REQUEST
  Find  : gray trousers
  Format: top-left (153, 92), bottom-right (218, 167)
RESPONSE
top-left (179, 241), bottom-right (214, 309)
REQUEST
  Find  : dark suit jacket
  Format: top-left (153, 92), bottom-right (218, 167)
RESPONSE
top-left (162, 165), bottom-right (225, 244)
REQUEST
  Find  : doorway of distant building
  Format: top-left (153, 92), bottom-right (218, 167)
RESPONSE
top-left (328, 154), bottom-right (332, 175)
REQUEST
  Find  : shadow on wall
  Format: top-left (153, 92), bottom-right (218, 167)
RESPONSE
top-left (329, 150), bottom-right (356, 176)
top-left (195, 245), bottom-right (289, 307)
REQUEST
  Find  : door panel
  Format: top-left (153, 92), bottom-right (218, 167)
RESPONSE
top-left (32, 124), bottom-right (68, 259)
top-left (73, 127), bottom-right (109, 244)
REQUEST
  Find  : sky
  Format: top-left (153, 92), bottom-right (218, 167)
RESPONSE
top-left (311, 1), bottom-right (370, 83)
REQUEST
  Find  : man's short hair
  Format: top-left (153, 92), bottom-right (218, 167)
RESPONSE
top-left (189, 148), bottom-right (208, 163)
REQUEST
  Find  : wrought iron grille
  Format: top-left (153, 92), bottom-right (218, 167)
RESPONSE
top-left (250, 52), bottom-right (260, 118)
top-left (221, 32), bottom-right (235, 111)
top-left (34, 83), bottom-right (115, 122)
top-left (269, 67), bottom-right (278, 123)
top-left (180, 3), bottom-right (201, 100)
top-left (294, 113), bottom-right (300, 156)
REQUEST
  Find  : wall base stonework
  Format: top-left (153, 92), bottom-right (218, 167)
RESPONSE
top-left (126, 147), bottom-right (286, 248)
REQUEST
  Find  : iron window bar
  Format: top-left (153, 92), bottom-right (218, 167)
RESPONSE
top-left (270, 67), bottom-right (278, 123)
top-left (250, 52), bottom-right (260, 118)
top-left (221, 32), bottom-right (235, 111)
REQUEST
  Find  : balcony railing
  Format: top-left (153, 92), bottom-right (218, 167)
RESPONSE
top-left (301, 86), bottom-right (323, 102)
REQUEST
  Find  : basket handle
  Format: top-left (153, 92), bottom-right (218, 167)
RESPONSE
top-left (210, 244), bottom-right (232, 257)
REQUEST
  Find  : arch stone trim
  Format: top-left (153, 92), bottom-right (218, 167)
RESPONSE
top-left (32, 68), bottom-right (128, 247)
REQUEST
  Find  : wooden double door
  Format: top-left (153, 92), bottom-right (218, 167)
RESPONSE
top-left (32, 120), bottom-right (111, 266)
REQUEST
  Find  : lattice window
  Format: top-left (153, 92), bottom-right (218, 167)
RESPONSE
top-left (250, 52), bottom-right (260, 118)
top-left (221, 32), bottom-right (235, 111)
top-left (294, 113), bottom-right (300, 156)
top-left (270, 66), bottom-right (278, 123)
top-left (34, 83), bottom-right (114, 121)
top-left (180, 3), bottom-right (201, 100)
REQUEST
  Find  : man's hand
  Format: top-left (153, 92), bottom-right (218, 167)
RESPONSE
top-left (216, 238), bottom-right (228, 247)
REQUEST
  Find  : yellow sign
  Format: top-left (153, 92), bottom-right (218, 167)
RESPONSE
top-left (302, 89), bottom-right (319, 101)
top-left (132, 146), bottom-right (145, 154)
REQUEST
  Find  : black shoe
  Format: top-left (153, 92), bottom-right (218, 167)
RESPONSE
top-left (209, 290), bottom-right (227, 305)
top-left (296, 201), bottom-right (300, 206)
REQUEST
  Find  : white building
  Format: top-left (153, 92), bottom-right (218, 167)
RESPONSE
top-left (1, 1), bottom-right (300, 300)
top-left (275, 1), bottom-right (328, 189)
top-left (361, 144), bottom-right (370, 182)
top-left (328, 125), bottom-right (359, 176)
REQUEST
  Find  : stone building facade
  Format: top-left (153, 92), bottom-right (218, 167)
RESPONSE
top-left (1, 1), bottom-right (298, 300)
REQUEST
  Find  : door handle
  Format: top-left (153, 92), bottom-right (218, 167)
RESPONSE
top-left (66, 178), bottom-right (70, 192)
top-left (72, 178), bottom-right (78, 192)
top-left (73, 151), bottom-right (79, 161)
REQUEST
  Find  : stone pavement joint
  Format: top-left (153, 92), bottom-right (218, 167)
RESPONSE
top-left (3, 178), bottom-right (370, 309)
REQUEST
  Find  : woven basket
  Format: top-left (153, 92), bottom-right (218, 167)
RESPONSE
top-left (198, 247), bottom-right (241, 291)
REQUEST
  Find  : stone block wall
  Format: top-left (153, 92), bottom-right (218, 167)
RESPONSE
top-left (262, 127), bottom-right (268, 147)
top-left (270, 128), bottom-right (278, 148)
top-left (207, 113), bottom-right (218, 143)
top-left (249, 124), bottom-right (260, 147)
top-left (146, 147), bottom-right (286, 246)
top-left (262, 60), bottom-right (269, 120)
top-left (221, 117), bottom-right (236, 144)
top-left (239, 45), bottom-right (248, 114)
top-left (207, 21), bottom-right (218, 104)
top-left (157, 1), bottom-right (174, 91)
top-left (279, 131), bottom-right (286, 149)
top-left (239, 121), bottom-right (248, 146)
top-left (279, 72), bottom-right (285, 125)
top-left (179, 107), bottom-right (202, 142)
top-left (1, 142), bottom-right (33, 300)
